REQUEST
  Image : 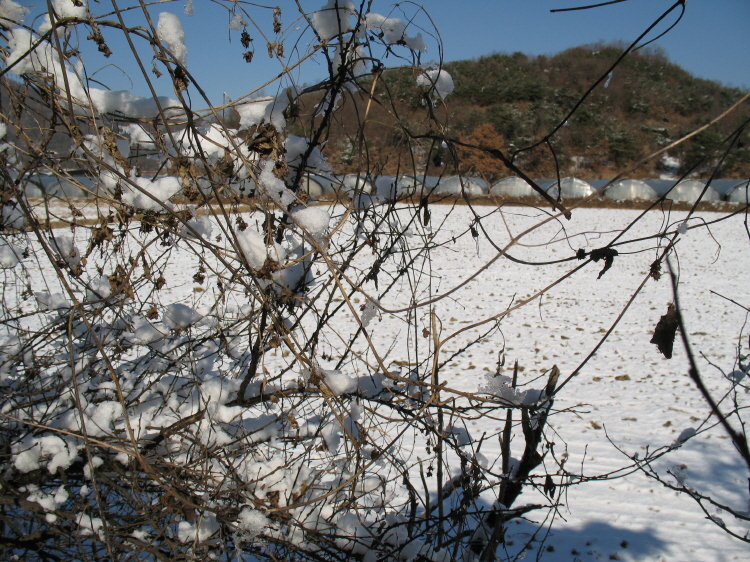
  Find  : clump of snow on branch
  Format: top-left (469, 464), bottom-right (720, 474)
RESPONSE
top-left (365, 13), bottom-right (427, 52)
top-left (52, 0), bottom-right (88, 19)
top-left (417, 67), bottom-right (454, 100)
top-left (479, 372), bottom-right (546, 406)
top-left (50, 233), bottom-right (81, 268)
top-left (76, 513), bottom-right (104, 539)
top-left (360, 297), bottom-right (379, 327)
top-left (178, 515), bottom-right (220, 543)
top-left (5, 26), bottom-right (178, 117)
top-left (162, 303), bottom-right (202, 330)
top-left (237, 229), bottom-right (269, 270)
top-left (312, 0), bottom-right (355, 40)
top-left (157, 12), bottom-right (188, 67)
top-left (121, 174), bottom-right (181, 211)
top-left (237, 94), bottom-right (288, 131)
top-left (0, 240), bottom-right (23, 268)
top-left (237, 508), bottom-right (269, 537)
top-left (285, 135), bottom-right (329, 176)
top-left (258, 159), bottom-right (295, 206)
top-left (0, 0), bottom-right (27, 24)
top-left (291, 207), bottom-right (330, 245)
top-left (671, 427), bottom-right (696, 448)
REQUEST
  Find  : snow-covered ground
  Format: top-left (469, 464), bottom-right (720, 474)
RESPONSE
top-left (13, 202), bottom-right (750, 560)
top-left (399, 205), bottom-right (750, 561)
top-left (335, 204), bottom-right (748, 561)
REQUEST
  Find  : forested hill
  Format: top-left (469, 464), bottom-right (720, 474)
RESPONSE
top-left (316, 43), bottom-right (750, 181)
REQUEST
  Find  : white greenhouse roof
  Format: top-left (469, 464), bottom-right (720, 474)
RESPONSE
top-left (604, 179), bottom-right (658, 200)
top-left (490, 177), bottom-right (535, 197)
top-left (339, 174), bottom-right (374, 196)
top-left (546, 177), bottom-right (595, 199)
top-left (666, 180), bottom-right (720, 202)
top-left (432, 176), bottom-right (486, 196)
top-left (299, 175), bottom-right (327, 198)
top-left (394, 175), bottom-right (423, 196)
top-left (725, 180), bottom-right (750, 203)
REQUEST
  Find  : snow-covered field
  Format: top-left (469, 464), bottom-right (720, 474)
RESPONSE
top-left (377, 204), bottom-right (749, 562)
top-left (405, 204), bottom-right (750, 561)
top-left (14, 202), bottom-right (750, 560)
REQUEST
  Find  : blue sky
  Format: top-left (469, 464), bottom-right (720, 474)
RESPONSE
top-left (16, 0), bottom-right (750, 106)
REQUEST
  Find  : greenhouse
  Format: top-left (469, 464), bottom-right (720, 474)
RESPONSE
top-left (432, 176), bottom-right (486, 196)
top-left (666, 179), bottom-right (720, 202)
top-left (339, 174), bottom-right (374, 197)
top-left (545, 177), bottom-right (595, 199)
top-left (490, 176), bottom-right (535, 197)
top-left (724, 180), bottom-right (750, 203)
top-left (604, 179), bottom-right (658, 200)
top-left (24, 171), bottom-right (93, 199)
top-left (298, 174), bottom-right (329, 198)
top-left (387, 175), bottom-right (423, 198)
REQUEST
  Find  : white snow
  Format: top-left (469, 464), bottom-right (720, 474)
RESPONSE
top-left (6, 202), bottom-right (750, 561)
top-left (321, 368), bottom-right (356, 396)
top-left (236, 97), bottom-right (274, 130)
top-left (0, 0), bottom-right (27, 23)
top-left (34, 292), bottom-right (71, 311)
top-left (13, 434), bottom-right (79, 473)
top-left (237, 508), bottom-right (269, 537)
top-left (50, 233), bottom-right (80, 267)
top-left (1, 202), bottom-right (25, 230)
top-left (162, 303), bottom-right (203, 330)
top-left (53, 0), bottom-right (88, 19)
top-left (76, 512), bottom-right (104, 539)
top-left (360, 297), bottom-right (379, 327)
top-left (86, 88), bottom-right (179, 118)
top-left (236, 229), bottom-right (268, 270)
top-left (365, 13), bottom-right (427, 52)
top-left (120, 123), bottom-right (158, 150)
top-left (285, 135), bottom-right (330, 176)
top-left (0, 241), bottom-right (22, 268)
top-left (312, 0), bottom-right (355, 40)
top-left (157, 12), bottom-right (188, 67)
top-left (180, 212), bottom-right (213, 240)
top-left (121, 174), bottom-right (181, 211)
top-left (291, 206), bottom-right (330, 244)
top-left (672, 427), bottom-right (697, 447)
top-left (416, 67), bottom-right (454, 99)
top-left (5, 26), bottom-right (178, 119)
top-left (258, 159), bottom-right (294, 206)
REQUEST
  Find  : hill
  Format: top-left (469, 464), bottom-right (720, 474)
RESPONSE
top-left (296, 43), bottom-right (750, 182)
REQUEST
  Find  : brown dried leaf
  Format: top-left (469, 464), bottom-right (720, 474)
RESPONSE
top-left (590, 247), bottom-right (618, 279)
top-left (650, 259), bottom-right (662, 281)
top-left (241, 31), bottom-right (252, 49)
top-left (108, 264), bottom-right (134, 299)
top-left (650, 303), bottom-right (679, 359)
top-left (146, 304), bottom-right (159, 320)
